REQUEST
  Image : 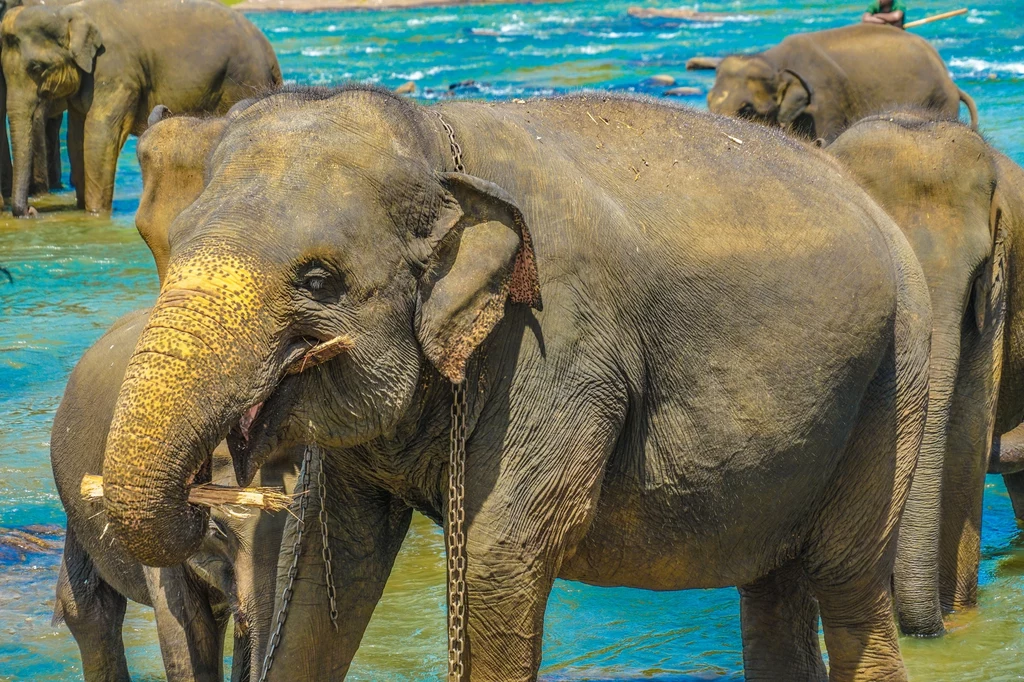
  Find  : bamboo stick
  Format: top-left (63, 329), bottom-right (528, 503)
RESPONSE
top-left (286, 334), bottom-right (355, 375)
top-left (904, 8), bottom-right (968, 29)
top-left (81, 474), bottom-right (293, 512)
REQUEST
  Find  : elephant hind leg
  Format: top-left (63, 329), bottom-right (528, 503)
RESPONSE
top-left (46, 113), bottom-right (63, 191)
top-left (54, 528), bottom-right (131, 682)
top-left (804, 345), bottom-right (922, 682)
top-left (739, 562), bottom-right (826, 682)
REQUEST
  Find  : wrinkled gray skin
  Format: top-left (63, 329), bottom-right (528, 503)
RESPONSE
top-left (984, 156), bottom-right (1024, 517)
top-left (0, 0), bottom-right (72, 201)
top-left (828, 114), bottom-right (1009, 636)
top-left (51, 308), bottom-right (303, 682)
top-left (709, 24), bottom-right (978, 143)
top-left (99, 87), bottom-right (932, 681)
top-left (0, 0), bottom-right (281, 216)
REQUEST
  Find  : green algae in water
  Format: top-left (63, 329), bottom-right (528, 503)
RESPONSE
top-left (3, 0), bottom-right (1024, 679)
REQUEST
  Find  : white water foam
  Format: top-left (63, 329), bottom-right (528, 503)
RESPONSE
top-left (950, 57), bottom-right (1024, 76)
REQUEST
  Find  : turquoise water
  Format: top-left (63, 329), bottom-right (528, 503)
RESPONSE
top-left (2, 0), bottom-right (1024, 679)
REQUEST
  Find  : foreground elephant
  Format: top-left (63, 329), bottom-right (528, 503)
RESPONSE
top-left (98, 87), bottom-right (931, 681)
top-left (828, 114), bottom-right (1024, 636)
top-left (0, 0), bottom-right (281, 217)
top-left (708, 24), bottom-right (978, 143)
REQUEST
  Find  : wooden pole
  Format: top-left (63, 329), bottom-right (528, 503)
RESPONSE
top-left (81, 474), bottom-right (294, 512)
top-left (903, 8), bottom-right (968, 29)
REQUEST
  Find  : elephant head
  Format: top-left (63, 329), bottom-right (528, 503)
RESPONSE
top-left (828, 112), bottom-right (1008, 635)
top-left (0, 3), bottom-right (99, 215)
top-left (136, 102), bottom-right (258, 283)
top-left (707, 55), bottom-right (814, 137)
top-left (101, 87), bottom-right (541, 567)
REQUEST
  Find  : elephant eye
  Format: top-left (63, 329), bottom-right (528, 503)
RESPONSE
top-left (296, 264), bottom-right (342, 300)
top-left (27, 61), bottom-right (44, 76)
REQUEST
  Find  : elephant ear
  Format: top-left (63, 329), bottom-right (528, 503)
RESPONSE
top-left (416, 173), bottom-right (542, 384)
top-left (776, 69), bottom-right (811, 127)
top-left (65, 8), bottom-right (102, 73)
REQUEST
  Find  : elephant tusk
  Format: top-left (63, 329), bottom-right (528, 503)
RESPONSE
top-left (81, 474), bottom-right (296, 512)
top-left (286, 334), bottom-right (355, 375)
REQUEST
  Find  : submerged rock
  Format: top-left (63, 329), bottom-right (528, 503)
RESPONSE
top-left (649, 74), bottom-right (676, 86)
top-left (665, 86), bottom-right (702, 97)
top-left (394, 81), bottom-right (417, 95)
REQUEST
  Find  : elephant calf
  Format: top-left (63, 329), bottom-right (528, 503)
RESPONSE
top-left (0, 0), bottom-right (281, 216)
top-left (51, 308), bottom-right (323, 682)
top-left (828, 113), bottom-right (1024, 637)
top-left (708, 23), bottom-right (978, 143)
top-left (95, 87), bottom-right (931, 681)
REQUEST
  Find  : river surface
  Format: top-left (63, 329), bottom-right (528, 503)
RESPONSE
top-left (1, 0), bottom-right (1023, 679)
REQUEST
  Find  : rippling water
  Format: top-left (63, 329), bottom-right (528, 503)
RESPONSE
top-left (2, 1), bottom-right (1023, 679)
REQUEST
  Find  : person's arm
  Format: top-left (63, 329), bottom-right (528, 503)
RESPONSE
top-left (862, 11), bottom-right (887, 23)
top-left (873, 9), bottom-right (905, 26)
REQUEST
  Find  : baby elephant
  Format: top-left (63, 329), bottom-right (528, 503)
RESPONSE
top-left (0, 0), bottom-right (281, 216)
top-left (51, 308), bottom-right (305, 682)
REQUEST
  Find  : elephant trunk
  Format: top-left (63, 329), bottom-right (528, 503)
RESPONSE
top-left (8, 100), bottom-right (39, 217)
top-left (102, 259), bottom-right (270, 567)
top-left (894, 321), bottom-right (962, 636)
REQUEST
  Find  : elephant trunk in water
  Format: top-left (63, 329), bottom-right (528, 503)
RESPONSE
top-left (102, 255), bottom-right (272, 567)
top-left (894, 312), bottom-right (963, 636)
top-left (8, 101), bottom-right (41, 217)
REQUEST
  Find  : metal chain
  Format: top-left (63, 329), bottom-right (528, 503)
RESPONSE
top-left (317, 444), bottom-right (340, 629)
top-left (258, 445), bottom-right (313, 682)
top-left (437, 112), bottom-right (466, 174)
top-left (446, 381), bottom-right (468, 682)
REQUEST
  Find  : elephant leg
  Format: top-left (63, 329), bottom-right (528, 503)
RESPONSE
top-left (0, 87), bottom-right (11, 199)
top-left (68, 109), bottom-right (85, 207)
top-left (938, 287), bottom-right (1005, 613)
top-left (46, 112), bottom-right (63, 191)
top-left (143, 565), bottom-right (227, 682)
top-left (1004, 471), bottom-right (1024, 521)
top-left (29, 108), bottom-right (49, 196)
top-left (53, 528), bottom-right (130, 682)
top-left (806, 356), bottom-right (913, 682)
top-left (461, 394), bottom-right (621, 681)
top-left (739, 562), bottom-right (826, 682)
top-left (82, 87), bottom-right (137, 213)
top-left (260, 453), bottom-right (412, 682)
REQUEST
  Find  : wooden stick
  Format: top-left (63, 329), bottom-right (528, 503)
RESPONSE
top-left (81, 474), bottom-right (294, 512)
top-left (286, 334), bottom-right (355, 375)
top-left (904, 8), bottom-right (968, 29)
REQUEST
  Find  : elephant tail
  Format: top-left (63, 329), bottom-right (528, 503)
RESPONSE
top-left (958, 87), bottom-right (979, 130)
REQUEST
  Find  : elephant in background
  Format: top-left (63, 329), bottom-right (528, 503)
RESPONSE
top-left (827, 113), bottom-right (1022, 637)
top-left (0, 0), bottom-right (72, 203)
top-left (0, 0), bottom-right (281, 217)
top-left (708, 24), bottom-right (978, 143)
top-left (98, 87), bottom-right (930, 681)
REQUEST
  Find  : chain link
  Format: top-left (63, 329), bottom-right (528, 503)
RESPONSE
top-left (446, 382), bottom-right (468, 682)
top-left (317, 444), bottom-right (340, 629)
top-left (258, 445), bottom-right (313, 682)
top-left (436, 112), bottom-right (466, 174)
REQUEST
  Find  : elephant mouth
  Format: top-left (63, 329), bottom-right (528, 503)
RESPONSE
top-left (226, 335), bottom-right (347, 485)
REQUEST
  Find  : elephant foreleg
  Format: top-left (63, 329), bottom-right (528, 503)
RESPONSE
top-left (82, 87), bottom-right (138, 213)
top-left (739, 563), bottom-right (827, 682)
top-left (460, 392), bottom-right (622, 681)
top-left (29, 109), bottom-right (49, 196)
top-left (46, 112), bottom-right (63, 191)
top-left (67, 109), bottom-right (85, 207)
top-left (260, 455), bottom-right (412, 682)
top-left (143, 565), bottom-right (227, 682)
top-left (53, 528), bottom-right (130, 682)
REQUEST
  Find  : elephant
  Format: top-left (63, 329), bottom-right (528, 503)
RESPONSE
top-left (51, 307), bottom-right (308, 682)
top-left (0, 0), bottom-right (72, 202)
top-left (0, 0), bottom-right (281, 217)
top-left (708, 24), bottom-right (978, 143)
top-left (827, 113), bottom-right (1022, 636)
top-left (97, 86), bottom-right (932, 682)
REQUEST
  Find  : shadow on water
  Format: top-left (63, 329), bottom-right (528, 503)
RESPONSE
top-left (2, 0), bottom-right (1024, 679)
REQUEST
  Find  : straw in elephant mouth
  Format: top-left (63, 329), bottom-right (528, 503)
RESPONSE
top-left (285, 334), bottom-right (355, 375)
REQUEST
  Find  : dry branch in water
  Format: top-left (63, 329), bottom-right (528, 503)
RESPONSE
top-left (81, 474), bottom-right (293, 512)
